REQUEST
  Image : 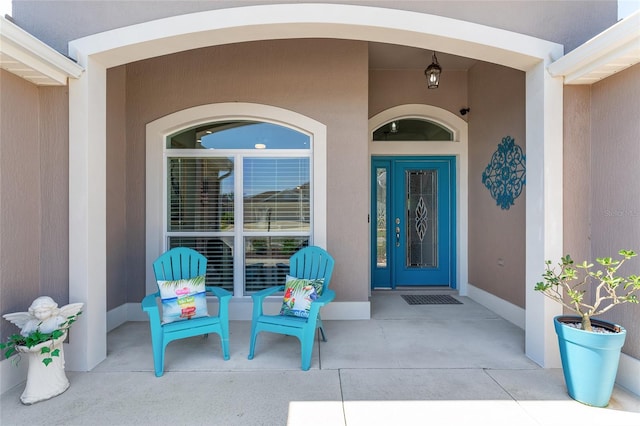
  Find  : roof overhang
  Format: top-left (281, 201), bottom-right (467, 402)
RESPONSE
top-left (0, 16), bottom-right (84, 86)
top-left (548, 11), bottom-right (640, 85)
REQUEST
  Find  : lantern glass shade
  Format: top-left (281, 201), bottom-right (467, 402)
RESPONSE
top-left (424, 52), bottom-right (442, 89)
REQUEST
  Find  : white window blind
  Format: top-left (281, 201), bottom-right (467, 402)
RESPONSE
top-left (243, 157), bottom-right (310, 232)
top-left (168, 157), bottom-right (234, 232)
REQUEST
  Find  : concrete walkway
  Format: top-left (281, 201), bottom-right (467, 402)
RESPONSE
top-left (2, 293), bottom-right (639, 425)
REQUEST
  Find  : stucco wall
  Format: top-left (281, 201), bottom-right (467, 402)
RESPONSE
top-left (0, 71), bottom-right (69, 339)
top-left (369, 69), bottom-right (468, 118)
top-left (562, 86), bottom-right (591, 265)
top-left (13, 1), bottom-right (616, 56)
top-left (116, 38), bottom-right (369, 303)
top-left (589, 64), bottom-right (640, 359)
top-left (38, 87), bottom-right (70, 304)
top-left (467, 62), bottom-right (526, 308)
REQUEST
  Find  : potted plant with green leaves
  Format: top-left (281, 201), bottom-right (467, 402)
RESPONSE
top-left (535, 249), bottom-right (640, 407)
top-left (1, 296), bottom-right (83, 405)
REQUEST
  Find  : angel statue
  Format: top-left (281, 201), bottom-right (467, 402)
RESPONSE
top-left (2, 296), bottom-right (83, 405)
top-left (3, 296), bottom-right (84, 337)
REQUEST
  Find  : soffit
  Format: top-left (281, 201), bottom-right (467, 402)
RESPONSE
top-left (0, 16), bottom-right (83, 86)
top-left (548, 11), bottom-right (640, 85)
top-left (369, 42), bottom-right (477, 70)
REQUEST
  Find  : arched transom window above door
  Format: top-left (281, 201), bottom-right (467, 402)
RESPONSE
top-left (373, 118), bottom-right (454, 141)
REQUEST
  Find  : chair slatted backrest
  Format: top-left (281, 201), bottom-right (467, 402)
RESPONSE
top-left (289, 246), bottom-right (335, 294)
top-left (153, 247), bottom-right (207, 281)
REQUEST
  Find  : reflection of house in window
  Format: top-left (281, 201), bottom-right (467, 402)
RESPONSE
top-left (168, 157), bottom-right (234, 231)
top-left (244, 182), bottom-right (310, 231)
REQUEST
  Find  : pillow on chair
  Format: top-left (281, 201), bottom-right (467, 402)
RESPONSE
top-left (157, 275), bottom-right (209, 324)
top-left (279, 275), bottom-right (325, 318)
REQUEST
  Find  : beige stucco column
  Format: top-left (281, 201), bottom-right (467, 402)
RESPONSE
top-left (524, 60), bottom-right (564, 368)
top-left (67, 56), bottom-right (108, 371)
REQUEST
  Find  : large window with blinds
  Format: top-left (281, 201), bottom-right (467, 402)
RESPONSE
top-left (165, 121), bottom-right (311, 295)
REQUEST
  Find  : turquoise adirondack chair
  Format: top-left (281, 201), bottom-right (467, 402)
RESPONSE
top-left (141, 247), bottom-right (231, 377)
top-left (248, 246), bottom-right (335, 370)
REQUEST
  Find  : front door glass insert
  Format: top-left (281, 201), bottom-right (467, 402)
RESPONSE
top-left (406, 170), bottom-right (437, 268)
top-left (376, 167), bottom-right (388, 268)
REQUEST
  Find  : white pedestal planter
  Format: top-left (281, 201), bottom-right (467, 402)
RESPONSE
top-left (17, 332), bottom-right (69, 405)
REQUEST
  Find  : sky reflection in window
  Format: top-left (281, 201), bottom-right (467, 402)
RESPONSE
top-left (200, 122), bottom-right (310, 150)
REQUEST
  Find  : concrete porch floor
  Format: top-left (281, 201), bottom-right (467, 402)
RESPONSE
top-left (2, 292), bottom-right (639, 425)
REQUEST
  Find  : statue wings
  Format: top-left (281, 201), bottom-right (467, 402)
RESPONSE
top-left (59, 302), bottom-right (84, 320)
top-left (2, 312), bottom-right (33, 330)
top-left (3, 302), bottom-right (83, 336)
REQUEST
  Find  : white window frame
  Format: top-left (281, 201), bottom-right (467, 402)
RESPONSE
top-left (146, 103), bottom-right (327, 296)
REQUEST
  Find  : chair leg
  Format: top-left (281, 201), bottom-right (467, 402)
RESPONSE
top-left (318, 325), bottom-right (327, 342)
top-left (219, 321), bottom-right (230, 360)
top-left (317, 317), bottom-right (327, 342)
top-left (149, 327), bottom-right (165, 377)
top-left (154, 343), bottom-right (165, 377)
top-left (220, 335), bottom-right (230, 361)
top-left (248, 325), bottom-right (258, 360)
top-left (300, 330), bottom-right (316, 371)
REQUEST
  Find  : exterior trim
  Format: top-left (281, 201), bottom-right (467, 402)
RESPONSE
top-left (467, 283), bottom-right (526, 330)
top-left (69, 4), bottom-right (561, 71)
top-left (0, 16), bottom-right (83, 85)
top-left (548, 11), bottom-right (640, 84)
top-left (617, 353), bottom-right (640, 396)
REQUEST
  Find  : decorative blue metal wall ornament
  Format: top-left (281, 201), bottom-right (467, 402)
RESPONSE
top-left (482, 136), bottom-right (526, 210)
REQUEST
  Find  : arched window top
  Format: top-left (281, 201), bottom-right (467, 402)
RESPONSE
top-left (168, 120), bottom-right (310, 150)
top-left (372, 118), bottom-right (453, 141)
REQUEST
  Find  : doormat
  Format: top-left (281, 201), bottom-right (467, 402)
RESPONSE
top-left (401, 295), bottom-right (462, 305)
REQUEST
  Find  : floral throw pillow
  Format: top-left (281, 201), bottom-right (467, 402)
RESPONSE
top-left (279, 275), bottom-right (325, 319)
top-left (157, 275), bottom-right (208, 324)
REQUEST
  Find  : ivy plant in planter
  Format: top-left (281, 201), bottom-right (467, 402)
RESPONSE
top-left (1, 314), bottom-right (81, 366)
top-left (1, 297), bottom-right (83, 405)
top-left (535, 249), bottom-right (640, 407)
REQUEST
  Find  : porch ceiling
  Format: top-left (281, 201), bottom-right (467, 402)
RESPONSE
top-left (369, 42), bottom-right (477, 70)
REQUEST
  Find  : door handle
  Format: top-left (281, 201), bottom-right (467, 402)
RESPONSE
top-left (395, 217), bottom-right (400, 247)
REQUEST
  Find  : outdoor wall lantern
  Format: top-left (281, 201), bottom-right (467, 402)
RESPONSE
top-left (424, 51), bottom-right (442, 89)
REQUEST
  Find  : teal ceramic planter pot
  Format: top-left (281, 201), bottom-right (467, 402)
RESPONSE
top-left (554, 315), bottom-right (626, 407)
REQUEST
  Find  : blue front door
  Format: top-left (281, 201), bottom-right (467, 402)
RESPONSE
top-left (372, 157), bottom-right (456, 288)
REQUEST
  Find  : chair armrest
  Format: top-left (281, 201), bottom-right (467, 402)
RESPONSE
top-left (250, 285), bottom-right (284, 319)
top-left (251, 285), bottom-right (284, 302)
top-left (206, 286), bottom-right (232, 319)
top-left (206, 286), bottom-right (232, 300)
top-left (307, 289), bottom-right (335, 320)
top-left (141, 292), bottom-right (162, 325)
top-left (142, 292), bottom-right (159, 312)
top-left (314, 289), bottom-right (335, 306)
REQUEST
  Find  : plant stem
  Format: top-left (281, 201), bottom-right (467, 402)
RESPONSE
top-left (581, 315), bottom-right (592, 332)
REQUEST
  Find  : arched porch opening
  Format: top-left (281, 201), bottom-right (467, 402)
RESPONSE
top-left (67, 4), bottom-right (563, 371)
